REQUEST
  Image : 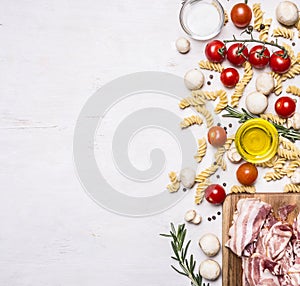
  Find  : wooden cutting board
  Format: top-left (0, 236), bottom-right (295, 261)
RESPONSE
top-left (222, 193), bottom-right (300, 286)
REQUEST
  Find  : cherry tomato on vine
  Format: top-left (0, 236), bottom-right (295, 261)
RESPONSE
top-left (275, 96), bottom-right (296, 118)
top-left (248, 45), bottom-right (270, 69)
top-left (227, 43), bottom-right (249, 66)
top-left (231, 3), bottom-right (252, 28)
top-left (205, 40), bottom-right (227, 63)
top-left (205, 184), bottom-right (226, 205)
top-left (236, 163), bottom-right (258, 186)
top-left (207, 126), bottom-right (227, 147)
top-left (220, 68), bottom-right (239, 88)
top-left (269, 50), bottom-right (291, 74)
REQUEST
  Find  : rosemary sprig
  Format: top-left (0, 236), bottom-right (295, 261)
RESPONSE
top-left (223, 105), bottom-right (300, 142)
top-left (160, 223), bottom-right (209, 286)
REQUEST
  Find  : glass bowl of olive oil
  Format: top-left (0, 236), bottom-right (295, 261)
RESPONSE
top-left (235, 118), bottom-right (279, 163)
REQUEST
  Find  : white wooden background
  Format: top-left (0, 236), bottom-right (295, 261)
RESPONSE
top-left (1, 0), bottom-right (299, 285)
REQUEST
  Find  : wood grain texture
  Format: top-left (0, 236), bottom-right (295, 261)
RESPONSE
top-left (222, 193), bottom-right (300, 286)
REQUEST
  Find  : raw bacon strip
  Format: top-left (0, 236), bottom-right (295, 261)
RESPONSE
top-left (264, 222), bottom-right (293, 261)
top-left (226, 198), bottom-right (272, 257)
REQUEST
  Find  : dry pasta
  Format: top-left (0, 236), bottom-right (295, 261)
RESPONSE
top-left (260, 113), bottom-right (286, 125)
top-left (231, 62), bottom-right (253, 107)
top-left (214, 90), bottom-right (228, 113)
top-left (253, 3), bottom-right (264, 31)
top-left (194, 179), bottom-right (210, 204)
top-left (166, 171), bottom-right (180, 193)
top-left (195, 105), bottom-right (214, 127)
top-left (180, 115), bottom-right (203, 128)
top-left (279, 137), bottom-right (300, 157)
top-left (259, 18), bottom-right (272, 41)
top-left (178, 96), bottom-right (205, 109)
top-left (199, 60), bottom-right (224, 73)
top-left (224, 135), bottom-right (235, 151)
top-left (255, 156), bottom-right (279, 168)
top-left (215, 146), bottom-right (226, 171)
top-left (264, 170), bottom-right (286, 181)
top-left (277, 148), bottom-right (299, 160)
top-left (284, 183), bottom-right (300, 193)
top-left (195, 164), bottom-right (218, 183)
top-left (286, 85), bottom-right (300, 96)
top-left (194, 137), bottom-right (207, 163)
top-left (286, 161), bottom-right (300, 177)
top-left (231, 185), bottom-right (256, 194)
top-left (192, 90), bottom-right (219, 101)
top-left (271, 72), bottom-right (283, 95)
top-left (273, 27), bottom-right (294, 40)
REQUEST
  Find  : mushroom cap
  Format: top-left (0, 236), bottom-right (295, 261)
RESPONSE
top-left (199, 259), bottom-right (221, 281)
top-left (199, 233), bottom-right (221, 257)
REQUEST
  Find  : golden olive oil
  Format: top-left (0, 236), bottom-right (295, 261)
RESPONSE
top-left (235, 118), bottom-right (279, 163)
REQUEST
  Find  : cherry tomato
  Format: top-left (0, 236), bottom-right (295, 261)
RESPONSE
top-left (248, 45), bottom-right (270, 69)
top-left (231, 3), bottom-right (252, 28)
top-left (275, 96), bottom-right (296, 118)
top-left (220, 68), bottom-right (239, 88)
top-left (227, 43), bottom-right (249, 66)
top-left (205, 184), bottom-right (226, 205)
top-left (236, 163), bottom-right (258, 186)
top-left (269, 50), bottom-right (291, 74)
top-left (205, 40), bottom-right (227, 63)
top-left (207, 126), bottom-right (227, 147)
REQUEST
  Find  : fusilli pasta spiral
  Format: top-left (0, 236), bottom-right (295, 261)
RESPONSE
top-left (199, 60), bottom-right (224, 73)
top-left (284, 183), bottom-right (300, 193)
top-left (167, 171), bottom-right (180, 193)
top-left (180, 115), bottom-right (203, 128)
top-left (195, 105), bottom-right (214, 127)
top-left (286, 85), bottom-right (300, 96)
top-left (194, 137), bottom-right (207, 163)
top-left (215, 146), bottom-right (226, 171)
top-left (178, 96), bottom-right (205, 109)
top-left (260, 113), bottom-right (286, 125)
top-left (264, 170), bottom-right (285, 181)
top-left (195, 164), bottom-right (218, 183)
top-left (253, 3), bottom-right (264, 31)
top-left (230, 185), bottom-right (256, 194)
top-left (273, 27), bottom-right (294, 40)
top-left (194, 179), bottom-right (210, 204)
top-left (231, 62), bottom-right (253, 107)
top-left (286, 161), bottom-right (300, 177)
top-left (259, 18), bottom-right (272, 41)
top-left (214, 90), bottom-right (228, 113)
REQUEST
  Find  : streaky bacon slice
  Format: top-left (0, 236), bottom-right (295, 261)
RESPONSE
top-left (263, 222), bottom-right (293, 261)
top-left (226, 198), bottom-right (272, 257)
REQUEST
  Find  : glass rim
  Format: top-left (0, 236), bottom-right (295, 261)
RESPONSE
top-left (179, 0), bottom-right (225, 41)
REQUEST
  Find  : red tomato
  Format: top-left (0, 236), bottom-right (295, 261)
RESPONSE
top-left (205, 184), bottom-right (226, 205)
top-left (227, 43), bottom-right (249, 66)
top-left (275, 96), bottom-right (296, 118)
top-left (248, 45), bottom-right (270, 69)
top-left (205, 40), bottom-right (227, 63)
top-left (207, 126), bottom-right (227, 147)
top-left (269, 50), bottom-right (291, 74)
top-left (236, 163), bottom-right (258, 185)
top-left (230, 3), bottom-right (252, 28)
top-left (220, 68), bottom-right (239, 88)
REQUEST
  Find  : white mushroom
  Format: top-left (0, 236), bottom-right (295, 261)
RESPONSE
top-left (255, 73), bottom-right (275, 95)
top-left (276, 1), bottom-right (299, 26)
top-left (180, 167), bottom-right (196, 188)
top-left (287, 112), bottom-right (300, 130)
top-left (291, 168), bottom-right (300, 184)
top-left (227, 146), bottom-right (242, 163)
top-left (184, 210), bottom-right (197, 222)
top-left (199, 259), bottom-right (221, 281)
top-left (184, 69), bottom-right (205, 90)
top-left (191, 214), bottom-right (202, 225)
top-left (245, 91), bottom-right (268, 115)
top-left (175, 37), bottom-right (191, 54)
top-left (199, 233), bottom-right (221, 257)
